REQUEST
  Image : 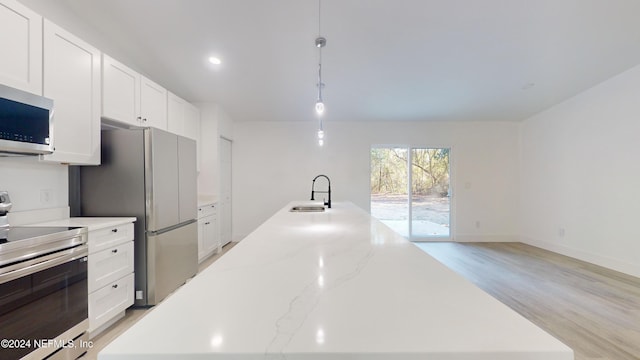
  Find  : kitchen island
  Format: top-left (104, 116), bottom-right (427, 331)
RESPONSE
top-left (99, 202), bottom-right (573, 359)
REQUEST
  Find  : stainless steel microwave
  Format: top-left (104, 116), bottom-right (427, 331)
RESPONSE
top-left (0, 84), bottom-right (54, 155)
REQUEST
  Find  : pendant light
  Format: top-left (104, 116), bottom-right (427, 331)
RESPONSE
top-left (315, 36), bottom-right (326, 116)
top-left (315, 0), bottom-right (326, 146)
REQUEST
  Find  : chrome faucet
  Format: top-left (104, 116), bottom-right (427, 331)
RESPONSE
top-left (310, 175), bottom-right (331, 208)
top-left (0, 191), bottom-right (12, 228)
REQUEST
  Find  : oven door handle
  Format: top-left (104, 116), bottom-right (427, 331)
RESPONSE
top-left (0, 245), bottom-right (88, 284)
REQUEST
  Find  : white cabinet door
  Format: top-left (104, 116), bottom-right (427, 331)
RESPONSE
top-left (88, 241), bottom-right (134, 293)
top-left (184, 102), bottom-right (201, 170)
top-left (169, 94), bottom-right (200, 170)
top-left (41, 20), bottom-right (101, 165)
top-left (197, 204), bottom-right (220, 262)
top-left (88, 273), bottom-right (134, 334)
top-left (220, 138), bottom-right (232, 245)
top-left (198, 215), bottom-right (218, 261)
top-left (102, 54), bottom-right (140, 126)
top-left (140, 75), bottom-right (167, 129)
top-left (0, 0), bottom-right (42, 95)
top-left (183, 102), bottom-right (200, 140)
top-left (198, 217), bottom-right (206, 261)
top-left (103, 57), bottom-right (169, 130)
top-left (203, 215), bottom-right (219, 255)
top-left (88, 223), bottom-right (134, 254)
top-left (167, 91), bottom-right (186, 135)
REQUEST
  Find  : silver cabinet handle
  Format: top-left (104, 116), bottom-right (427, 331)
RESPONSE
top-left (0, 246), bottom-right (88, 284)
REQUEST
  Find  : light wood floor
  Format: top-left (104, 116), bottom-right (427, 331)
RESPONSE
top-left (415, 242), bottom-right (640, 360)
top-left (80, 243), bottom-right (236, 360)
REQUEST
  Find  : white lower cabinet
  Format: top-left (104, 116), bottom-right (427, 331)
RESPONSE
top-left (89, 273), bottom-right (134, 335)
top-left (88, 241), bottom-right (134, 292)
top-left (198, 203), bottom-right (220, 262)
top-left (88, 222), bottom-right (135, 337)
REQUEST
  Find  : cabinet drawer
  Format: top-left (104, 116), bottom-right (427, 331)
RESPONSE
top-left (88, 272), bottom-right (134, 333)
top-left (89, 223), bottom-right (134, 254)
top-left (89, 241), bottom-right (134, 292)
top-left (198, 203), bottom-right (217, 218)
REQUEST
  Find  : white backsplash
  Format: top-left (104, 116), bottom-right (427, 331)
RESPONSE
top-left (0, 156), bottom-right (69, 223)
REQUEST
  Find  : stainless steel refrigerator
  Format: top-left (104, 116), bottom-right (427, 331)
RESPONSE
top-left (80, 127), bottom-right (198, 306)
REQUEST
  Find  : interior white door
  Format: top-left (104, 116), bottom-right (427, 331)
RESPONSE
top-left (220, 138), bottom-right (232, 245)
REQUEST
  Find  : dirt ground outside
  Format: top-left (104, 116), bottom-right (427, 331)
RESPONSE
top-left (371, 194), bottom-right (450, 237)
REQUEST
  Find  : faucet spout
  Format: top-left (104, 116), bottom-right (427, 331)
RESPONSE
top-left (310, 174), bottom-right (331, 208)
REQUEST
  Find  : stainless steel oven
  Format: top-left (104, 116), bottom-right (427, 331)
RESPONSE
top-left (0, 226), bottom-right (89, 360)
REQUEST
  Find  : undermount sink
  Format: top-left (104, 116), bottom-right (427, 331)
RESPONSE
top-left (290, 206), bottom-right (325, 212)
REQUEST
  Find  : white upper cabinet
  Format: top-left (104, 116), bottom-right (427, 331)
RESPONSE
top-left (102, 54), bottom-right (167, 129)
top-left (102, 55), bottom-right (140, 127)
top-left (184, 102), bottom-right (200, 141)
top-left (167, 91), bottom-right (186, 135)
top-left (168, 92), bottom-right (200, 140)
top-left (0, 0), bottom-right (42, 95)
top-left (140, 76), bottom-right (167, 129)
top-left (168, 92), bottom-right (201, 170)
top-left (41, 20), bottom-right (101, 165)
top-left (184, 102), bottom-right (201, 171)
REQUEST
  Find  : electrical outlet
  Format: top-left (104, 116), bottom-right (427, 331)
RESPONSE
top-left (475, 221), bottom-right (480, 229)
top-left (40, 189), bottom-right (52, 204)
top-left (558, 227), bottom-right (565, 238)
top-left (136, 291), bottom-right (143, 300)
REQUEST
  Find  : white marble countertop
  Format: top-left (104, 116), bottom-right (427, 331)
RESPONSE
top-left (99, 202), bottom-right (573, 360)
top-left (34, 217), bottom-right (136, 231)
top-left (198, 194), bottom-right (218, 207)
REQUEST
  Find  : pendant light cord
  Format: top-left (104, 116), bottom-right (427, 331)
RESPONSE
top-left (318, 0), bottom-right (322, 37)
top-left (317, 0), bottom-right (323, 102)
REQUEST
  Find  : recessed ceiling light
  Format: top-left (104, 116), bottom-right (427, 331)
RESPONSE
top-left (208, 57), bottom-right (221, 65)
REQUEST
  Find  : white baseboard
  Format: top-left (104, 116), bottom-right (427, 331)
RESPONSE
top-left (453, 234), bottom-right (519, 242)
top-left (521, 235), bottom-right (640, 278)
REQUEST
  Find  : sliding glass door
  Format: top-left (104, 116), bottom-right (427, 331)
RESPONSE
top-left (370, 146), bottom-right (451, 241)
top-left (370, 147), bottom-right (410, 237)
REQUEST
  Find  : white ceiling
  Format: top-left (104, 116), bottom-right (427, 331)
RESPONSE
top-left (59, 0), bottom-right (640, 123)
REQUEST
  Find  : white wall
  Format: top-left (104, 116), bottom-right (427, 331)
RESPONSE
top-left (520, 64), bottom-right (640, 278)
top-left (0, 157), bottom-right (68, 223)
top-left (233, 120), bottom-right (520, 240)
top-left (195, 102), bottom-right (234, 198)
